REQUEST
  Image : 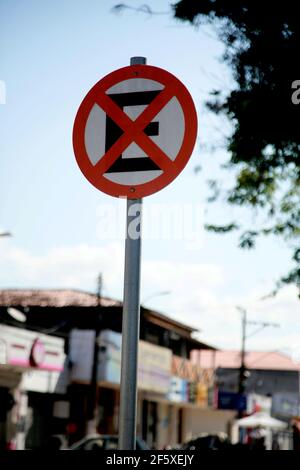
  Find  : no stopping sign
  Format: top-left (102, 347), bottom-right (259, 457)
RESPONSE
top-left (73, 64), bottom-right (197, 198)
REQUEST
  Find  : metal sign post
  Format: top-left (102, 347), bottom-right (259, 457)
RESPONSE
top-left (118, 197), bottom-right (142, 449)
top-left (118, 57), bottom-right (145, 450)
top-left (72, 55), bottom-right (198, 450)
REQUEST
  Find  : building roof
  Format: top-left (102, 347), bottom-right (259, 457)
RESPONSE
top-left (185, 335), bottom-right (217, 352)
top-left (0, 289), bottom-right (215, 349)
top-left (142, 308), bottom-right (197, 334)
top-left (193, 349), bottom-right (300, 372)
top-left (142, 309), bottom-right (216, 349)
top-left (0, 288), bottom-right (121, 308)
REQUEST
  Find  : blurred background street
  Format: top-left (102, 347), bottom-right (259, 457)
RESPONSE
top-left (1, 0), bottom-right (300, 451)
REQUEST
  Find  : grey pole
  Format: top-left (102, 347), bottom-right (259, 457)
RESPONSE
top-left (118, 56), bottom-right (146, 450)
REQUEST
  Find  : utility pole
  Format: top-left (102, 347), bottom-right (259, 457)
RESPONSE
top-left (97, 274), bottom-right (102, 307)
top-left (236, 306), bottom-right (279, 418)
top-left (87, 273), bottom-right (102, 434)
top-left (238, 308), bottom-right (247, 396)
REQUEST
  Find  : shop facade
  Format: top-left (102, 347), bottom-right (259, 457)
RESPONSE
top-left (0, 324), bottom-right (66, 449)
top-left (68, 328), bottom-right (216, 448)
top-left (0, 289), bottom-right (218, 448)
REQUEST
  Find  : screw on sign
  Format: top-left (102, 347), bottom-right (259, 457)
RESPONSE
top-left (73, 63), bottom-right (197, 198)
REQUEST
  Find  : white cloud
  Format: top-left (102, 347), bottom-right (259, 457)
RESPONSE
top-left (0, 240), bottom-right (299, 356)
top-left (0, 241), bottom-right (124, 294)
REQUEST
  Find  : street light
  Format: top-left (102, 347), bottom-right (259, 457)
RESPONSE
top-left (7, 307), bottom-right (26, 323)
top-left (142, 291), bottom-right (171, 305)
top-left (5, 307), bottom-right (68, 334)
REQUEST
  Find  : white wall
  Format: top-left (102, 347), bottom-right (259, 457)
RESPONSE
top-left (22, 370), bottom-right (60, 393)
top-left (182, 408), bottom-right (236, 442)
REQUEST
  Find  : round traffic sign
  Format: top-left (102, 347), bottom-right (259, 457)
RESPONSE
top-left (73, 64), bottom-right (197, 198)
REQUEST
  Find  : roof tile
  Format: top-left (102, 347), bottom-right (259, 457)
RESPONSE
top-left (192, 349), bottom-right (300, 372)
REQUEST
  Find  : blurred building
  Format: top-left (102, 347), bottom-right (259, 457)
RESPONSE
top-left (194, 349), bottom-right (300, 421)
top-left (0, 323), bottom-right (65, 450)
top-left (0, 288), bottom-right (224, 449)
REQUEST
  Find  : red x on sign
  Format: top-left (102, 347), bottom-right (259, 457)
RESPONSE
top-left (73, 64), bottom-right (198, 198)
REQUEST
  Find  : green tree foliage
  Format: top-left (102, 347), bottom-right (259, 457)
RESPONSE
top-left (173, 0), bottom-right (300, 293)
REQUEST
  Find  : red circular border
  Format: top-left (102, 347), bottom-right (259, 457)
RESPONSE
top-left (73, 64), bottom-right (198, 198)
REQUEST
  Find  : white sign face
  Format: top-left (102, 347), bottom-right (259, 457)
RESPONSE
top-left (85, 78), bottom-right (185, 186)
top-left (73, 64), bottom-right (198, 199)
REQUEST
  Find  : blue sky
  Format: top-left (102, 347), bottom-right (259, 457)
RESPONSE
top-left (1, 0), bottom-right (299, 355)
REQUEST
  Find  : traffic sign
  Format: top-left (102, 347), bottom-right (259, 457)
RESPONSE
top-left (73, 64), bottom-right (197, 198)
